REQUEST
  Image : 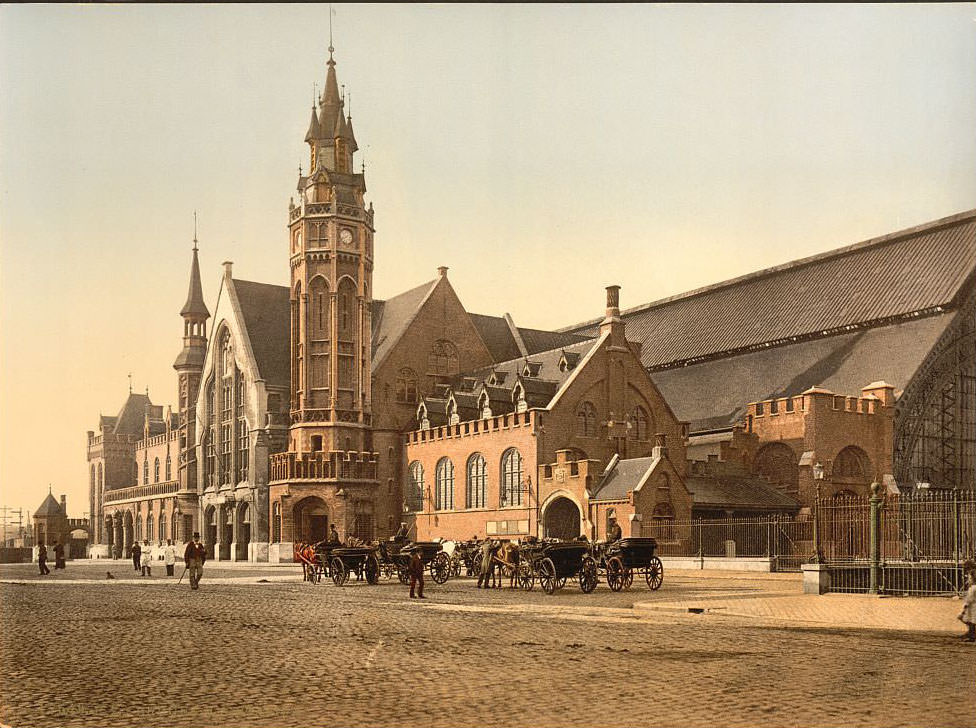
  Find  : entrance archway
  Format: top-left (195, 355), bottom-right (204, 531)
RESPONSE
top-left (204, 506), bottom-right (217, 559)
top-left (220, 506), bottom-right (233, 560)
top-left (235, 503), bottom-right (251, 561)
top-left (543, 497), bottom-right (581, 541)
top-left (293, 496), bottom-right (329, 543)
top-left (113, 513), bottom-right (124, 559)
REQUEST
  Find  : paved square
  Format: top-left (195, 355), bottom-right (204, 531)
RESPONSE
top-left (1, 563), bottom-right (973, 728)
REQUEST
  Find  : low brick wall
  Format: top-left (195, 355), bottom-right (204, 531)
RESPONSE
top-left (661, 556), bottom-right (776, 572)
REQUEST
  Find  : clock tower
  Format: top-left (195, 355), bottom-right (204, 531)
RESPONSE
top-left (269, 44), bottom-right (379, 558)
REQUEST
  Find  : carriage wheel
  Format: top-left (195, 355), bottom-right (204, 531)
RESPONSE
top-left (365, 555), bottom-right (380, 585)
top-left (450, 554), bottom-right (463, 578)
top-left (579, 556), bottom-right (598, 594)
top-left (623, 568), bottom-right (634, 590)
top-left (645, 556), bottom-right (664, 590)
top-left (331, 557), bottom-right (348, 586)
top-left (430, 553), bottom-right (450, 584)
top-left (606, 556), bottom-right (624, 592)
top-left (517, 562), bottom-right (535, 591)
top-left (555, 576), bottom-right (567, 590)
top-left (538, 558), bottom-right (557, 595)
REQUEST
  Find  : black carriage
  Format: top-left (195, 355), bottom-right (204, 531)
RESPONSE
top-left (377, 540), bottom-right (410, 583)
top-left (329, 546), bottom-right (380, 586)
top-left (399, 541), bottom-right (451, 585)
top-left (454, 539), bottom-right (482, 577)
top-left (519, 541), bottom-right (597, 595)
top-left (600, 537), bottom-right (663, 591)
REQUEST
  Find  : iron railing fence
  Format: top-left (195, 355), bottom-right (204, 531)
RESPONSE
top-left (818, 489), bottom-right (976, 595)
top-left (643, 515), bottom-right (814, 571)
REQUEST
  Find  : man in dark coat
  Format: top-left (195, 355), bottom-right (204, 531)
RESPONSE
top-left (184, 532), bottom-right (207, 591)
top-left (131, 540), bottom-right (142, 572)
top-left (53, 541), bottom-right (66, 570)
top-left (607, 518), bottom-right (623, 544)
top-left (37, 544), bottom-right (50, 575)
top-left (328, 524), bottom-right (341, 546)
top-left (408, 549), bottom-right (425, 599)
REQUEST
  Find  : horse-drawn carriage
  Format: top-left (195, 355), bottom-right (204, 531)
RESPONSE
top-left (374, 540), bottom-right (452, 585)
top-left (329, 546), bottom-right (381, 586)
top-left (516, 540), bottom-right (598, 595)
top-left (594, 537), bottom-right (664, 591)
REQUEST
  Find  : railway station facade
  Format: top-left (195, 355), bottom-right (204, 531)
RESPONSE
top-left (86, 46), bottom-right (976, 561)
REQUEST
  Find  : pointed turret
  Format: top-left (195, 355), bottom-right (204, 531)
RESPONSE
top-left (179, 243), bottom-right (210, 319)
top-left (305, 105), bottom-right (320, 144)
top-left (346, 112), bottom-right (358, 153)
top-left (174, 221), bottom-right (210, 372)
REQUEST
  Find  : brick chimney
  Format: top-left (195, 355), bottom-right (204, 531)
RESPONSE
top-left (60, 494), bottom-right (67, 514)
top-left (599, 285), bottom-right (624, 341)
top-left (652, 433), bottom-right (668, 459)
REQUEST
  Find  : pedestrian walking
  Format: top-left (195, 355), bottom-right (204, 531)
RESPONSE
top-left (959, 567), bottom-right (976, 643)
top-left (184, 532), bottom-right (206, 590)
top-left (163, 539), bottom-right (177, 577)
top-left (408, 549), bottom-right (425, 598)
top-left (37, 544), bottom-right (51, 575)
top-left (141, 540), bottom-right (153, 577)
top-left (53, 541), bottom-right (66, 570)
top-left (131, 541), bottom-right (142, 572)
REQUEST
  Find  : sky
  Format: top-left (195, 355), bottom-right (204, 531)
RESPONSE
top-left (1, 4), bottom-right (975, 521)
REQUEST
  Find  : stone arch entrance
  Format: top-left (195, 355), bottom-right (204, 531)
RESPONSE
top-left (293, 496), bottom-right (330, 544)
top-left (112, 513), bottom-right (124, 559)
top-left (543, 496), bottom-right (581, 541)
top-left (235, 503), bottom-right (251, 561)
top-left (219, 506), bottom-right (233, 560)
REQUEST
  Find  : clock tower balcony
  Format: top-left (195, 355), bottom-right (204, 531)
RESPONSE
top-left (289, 198), bottom-right (373, 225)
top-left (269, 450), bottom-right (379, 484)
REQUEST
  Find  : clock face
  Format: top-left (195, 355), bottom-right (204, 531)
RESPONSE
top-left (339, 228), bottom-right (354, 246)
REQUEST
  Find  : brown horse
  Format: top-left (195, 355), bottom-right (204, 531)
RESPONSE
top-left (492, 542), bottom-right (520, 589)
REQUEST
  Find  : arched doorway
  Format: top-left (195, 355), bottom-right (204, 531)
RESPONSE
top-left (293, 496), bottom-right (329, 543)
top-left (113, 513), bottom-right (123, 559)
top-left (220, 506), bottom-right (233, 560)
top-left (204, 506), bottom-right (217, 559)
top-left (104, 516), bottom-right (114, 549)
top-left (543, 497), bottom-right (581, 541)
top-left (123, 511), bottom-right (134, 559)
top-left (235, 503), bottom-right (251, 561)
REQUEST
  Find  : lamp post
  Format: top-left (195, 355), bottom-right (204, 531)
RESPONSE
top-left (811, 462), bottom-right (824, 563)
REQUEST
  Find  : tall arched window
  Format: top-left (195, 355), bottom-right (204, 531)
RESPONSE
top-left (135, 514), bottom-right (143, 541)
top-left (158, 513), bottom-right (166, 544)
top-left (466, 454), bottom-right (487, 509)
top-left (165, 454), bottom-right (171, 481)
top-left (407, 461), bottom-right (424, 511)
top-left (90, 465), bottom-right (96, 495)
top-left (309, 276), bottom-right (331, 401)
top-left (396, 368), bottom-right (418, 404)
top-left (153, 458), bottom-right (160, 483)
top-left (143, 459), bottom-right (149, 485)
top-left (98, 463), bottom-right (102, 489)
top-left (501, 448), bottom-right (524, 507)
top-left (576, 401), bottom-right (597, 437)
top-left (435, 458), bottom-right (455, 510)
top-left (630, 405), bottom-right (649, 441)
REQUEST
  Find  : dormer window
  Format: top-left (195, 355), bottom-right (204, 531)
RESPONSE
top-left (417, 403), bottom-right (430, 431)
top-left (489, 371), bottom-right (508, 386)
top-left (513, 384), bottom-right (528, 413)
top-left (478, 391), bottom-right (492, 419)
top-left (522, 361), bottom-right (542, 378)
top-left (558, 351), bottom-right (580, 373)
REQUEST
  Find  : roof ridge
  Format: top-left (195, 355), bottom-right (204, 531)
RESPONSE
top-left (559, 208), bottom-right (976, 332)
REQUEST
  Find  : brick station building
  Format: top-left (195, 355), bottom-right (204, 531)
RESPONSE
top-left (84, 41), bottom-right (976, 560)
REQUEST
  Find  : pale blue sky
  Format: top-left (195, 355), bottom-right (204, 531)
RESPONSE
top-left (2, 4), bottom-right (974, 513)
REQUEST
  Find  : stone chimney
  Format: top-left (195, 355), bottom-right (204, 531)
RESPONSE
top-left (223, 261), bottom-right (234, 279)
top-left (60, 495), bottom-right (67, 514)
top-left (599, 285), bottom-right (624, 340)
top-left (437, 266), bottom-right (449, 278)
top-left (652, 433), bottom-right (668, 460)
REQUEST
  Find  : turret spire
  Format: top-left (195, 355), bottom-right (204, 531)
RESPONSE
top-left (180, 215), bottom-right (210, 319)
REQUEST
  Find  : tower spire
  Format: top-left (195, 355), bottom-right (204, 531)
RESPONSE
top-left (192, 210), bottom-right (198, 252)
top-left (180, 215), bottom-right (210, 319)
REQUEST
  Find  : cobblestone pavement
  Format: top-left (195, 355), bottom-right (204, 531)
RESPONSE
top-left (1, 565), bottom-right (974, 728)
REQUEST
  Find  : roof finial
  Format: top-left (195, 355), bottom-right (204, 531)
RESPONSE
top-left (145, 385), bottom-right (149, 397)
top-left (128, 373), bottom-right (132, 394)
top-left (49, 484), bottom-right (52, 495)
top-left (312, 82), bottom-right (317, 107)
top-left (341, 84), bottom-right (345, 103)
top-left (192, 210), bottom-right (198, 252)
top-left (328, 4), bottom-right (335, 60)
top-left (347, 92), bottom-right (351, 119)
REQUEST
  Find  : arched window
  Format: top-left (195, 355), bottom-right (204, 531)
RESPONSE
top-left (272, 502), bottom-right (281, 543)
top-left (158, 513), bottom-right (166, 543)
top-left (90, 465), bottom-right (96, 494)
top-left (143, 459), bottom-right (149, 485)
top-left (576, 401), bottom-right (597, 437)
top-left (396, 368), bottom-right (418, 404)
top-left (435, 458), bottom-right (455, 510)
top-left (834, 446), bottom-right (870, 480)
top-left (754, 443), bottom-right (799, 494)
top-left (466, 454), bottom-right (487, 509)
top-left (501, 448), bottom-right (523, 507)
top-left (407, 461), bottom-right (424, 511)
top-left (98, 463), bottom-right (103, 489)
top-left (135, 514), bottom-right (142, 541)
top-left (630, 405), bottom-right (649, 441)
top-left (427, 340), bottom-right (459, 378)
top-left (153, 458), bottom-right (160, 483)
top-left (165, 454), bottom-right (171, 481)
top-left (147, 514), bottom-right (154, 542)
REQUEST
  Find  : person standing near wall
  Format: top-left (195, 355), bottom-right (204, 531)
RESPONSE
top-left (37, 544), bottom-right (50, 575)
top-left (131, 540), bottom-right (141, 573)
top-left (141, 540), bottom-right (153, 577)
top-left (163, 539), bottom-right (177, 577)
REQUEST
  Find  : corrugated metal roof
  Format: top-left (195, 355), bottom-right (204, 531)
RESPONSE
top-left (566, 210), bottom-right (976, 369)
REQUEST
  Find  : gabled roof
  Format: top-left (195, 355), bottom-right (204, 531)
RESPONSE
top-left (479, 337), bottom-right (599, 397)
top-left (371, 279), bottom-right (439, 368)
top-left (468, 312), bottom-right (590, 363)
top-left (34, 493), bottom-right (64, 518)
top-left (592, 457), bottom-right (656, 501)
top-left (232, 279), bottom-right (291, 389)
top-left (684, 475), bottom-right (800, 511)
top-left (565, 209), bottom-right (976, 370)
top-left (113, 393), bottom-right (152, 436)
